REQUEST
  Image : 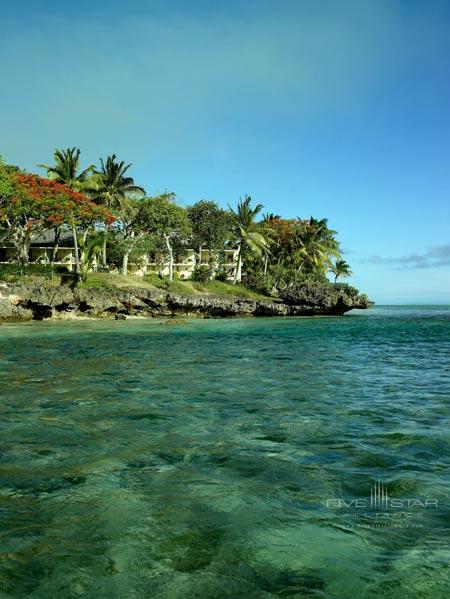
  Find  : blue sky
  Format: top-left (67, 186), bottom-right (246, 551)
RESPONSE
top-left (1, 0), bottom-right (449, 303)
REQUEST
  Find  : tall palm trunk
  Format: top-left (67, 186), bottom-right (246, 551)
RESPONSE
top-left (71, 224), bottom-right (80, 272)
top-left (163, 233), bottom-right (174, 281)
top-left (102, 224), bottom-right (109, 268)
top-left (79, 229), bottom-right (91, 270)
top-left (263, 254), bottom-right (269, 276)
top-left (233, 246), bottom-right (242, 284)
top-left (121, 231), bottom-right (135, 276)
top-left (122, 250), bottom-right (131, 276)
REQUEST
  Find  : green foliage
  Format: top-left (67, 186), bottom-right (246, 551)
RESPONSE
top-left (59, 233), bottom-right (104, 286)
top-left (137, 194), bottom-right (191, 280)
top-left (333, 282), bottom-right (352, 290)
top-left (76, 272), bottom-right (155, 290)
top-left (0, 164), bottom-right (15, 199)
top-left (244, 264), bottom-right (328, 297)
top-left (188, 200), bottom-right (230, 251)
top-left (144, 272), bottom-right (196, 294)
top-left (193, 279), bottom-right (270, 300)
top-left (0, 159), bottom-right (21, 174)
top-left (293, 217), bottom-right (341, 274)
top-left (143, 273), bottom-right (269, 299)
top-left (192, 264), bottom-right (214, 283)
top-left (280, 280), bottom-right (362, 306)
top-left (0, 263), bottom-right (56, 280)
top-left (214, 271), bottom-right (228, 282)
top-left (38, 148), bottom-right (95, 190)
top-left (90, 154), bottom-right (146, 268)
top-left (78, 234), bottom-right (103, 282)
top-left (2, 150), bottom-right (359, 293)
top-left (137, 194), bottom-right (191, 239)
top-left (228, 195), bottom-right (270, 284)
top-left (1, 158), bottom-right (111, 267)
top-left (105, 232), bottom-right (125, 268)
top-left (247, 264), bottom-right (326, 294)
top-left (242, 271), bottom-right (276, 296)
top-left (330, 258), bottom-right (352, 283)
top-left (144, 272), bottom-right (171, 290)
top-left (264, 216), bottom-right (344, 276)
top-left (77, 273), bottom-right (117, 290)
top-left (105, 231), bottom-right (153, 268)
top-left (332, 282), bottom-right (360, 296)
top-left (92, 154), bottom-right (145, 211)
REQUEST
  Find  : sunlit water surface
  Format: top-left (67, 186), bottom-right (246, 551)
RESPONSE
top-left (1, 306), bottom-right (450, 598)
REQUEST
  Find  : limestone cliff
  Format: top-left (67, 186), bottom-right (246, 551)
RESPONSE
top-left (0, 281), bottom-right (372, 321)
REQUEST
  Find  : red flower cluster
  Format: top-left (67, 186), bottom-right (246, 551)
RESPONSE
top-left (8, 173), bottom-right (113, 227)
top-left (15, 173), bottom-right (87, 204)
top-left (269, 218), bottom-right (302, 248)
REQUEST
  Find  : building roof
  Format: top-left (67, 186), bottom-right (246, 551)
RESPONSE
top-left (32, 231), bottom-right (74, 246)
top-left (0, 231), bottom-right (74, 248)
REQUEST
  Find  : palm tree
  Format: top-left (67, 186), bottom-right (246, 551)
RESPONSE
top-left (39, 148), bottom-right (95, 189)
top-left (330, 259), bottom-right (352, 284)
top-left (39, 148), bottom-right (96, 268)
top-left (262, 212), bottom-right (282, 222)
top-left (259, 215), bottom-right (280, 275)
top-left (92, 155), bottom-right (145, 268)
top-left (229, 195), bottom-right (270, 284)
top-left (295, 217), bottom-right (341, 274)
top-left (78, 234), bottom-right (104, 282)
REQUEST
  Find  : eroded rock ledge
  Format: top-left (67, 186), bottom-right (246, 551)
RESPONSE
top-left (0, 281), bottom-right (373, 321)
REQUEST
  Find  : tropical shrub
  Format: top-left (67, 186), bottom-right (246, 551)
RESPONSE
top-left (192, 264), bottom-right (214, 282)
top-left (105, 232), bottom-right (125, 268)
top-left (242, 271), bottom-right (276, 296)
top-left (214, 271), bottom-right (228, 282)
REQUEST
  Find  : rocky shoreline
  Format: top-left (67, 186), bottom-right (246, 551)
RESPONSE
top-left (0, 281), bottom-right (372, 321)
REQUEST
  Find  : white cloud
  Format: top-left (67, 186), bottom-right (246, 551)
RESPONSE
top-left (366, 244), bottom-right (450, 269)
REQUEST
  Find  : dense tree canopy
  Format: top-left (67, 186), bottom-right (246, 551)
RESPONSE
top-left (137, 194), bottom-right (192, 281)
top-left (188, 200), bottom-right (230, 254)
top-left (0, 148), bottom-right (352, 289)
top-left (0, 165), bottom-right (110, 264)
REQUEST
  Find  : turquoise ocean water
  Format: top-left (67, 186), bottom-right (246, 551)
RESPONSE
top-left (0, 306), bottom-right (449, 598)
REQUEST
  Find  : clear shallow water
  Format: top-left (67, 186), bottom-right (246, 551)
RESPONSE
top-left (0, 306), bottom-right (449, 598)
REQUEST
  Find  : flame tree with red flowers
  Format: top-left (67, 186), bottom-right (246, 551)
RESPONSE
top-left (0, 165), bottom-right (112, 266)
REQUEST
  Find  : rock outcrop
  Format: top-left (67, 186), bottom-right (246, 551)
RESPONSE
top-left (280, 282), bottom-right (373, 315)
top-left (0, 280), bottom-right (372, 322)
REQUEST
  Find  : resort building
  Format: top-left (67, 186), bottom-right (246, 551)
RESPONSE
top-left (0, 236), bottom-right (241, 281)
top-left (121, 248), bottom-right (240, 281)
top-left (0, 233), bottom-right (76, 270)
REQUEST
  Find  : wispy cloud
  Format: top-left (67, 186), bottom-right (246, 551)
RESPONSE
top-left (366, 244), bottom-right (450, 269)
